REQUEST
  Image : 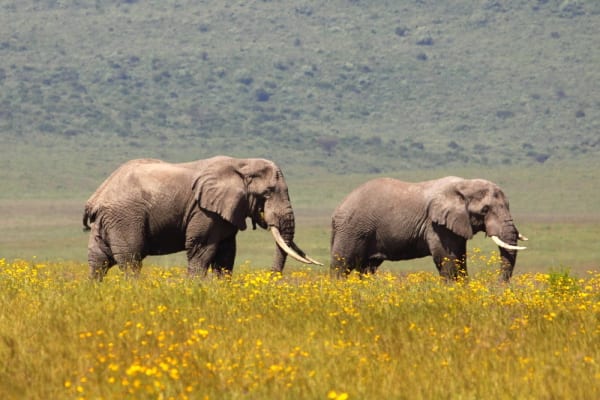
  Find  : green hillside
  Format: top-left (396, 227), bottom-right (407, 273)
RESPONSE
top-left (1, 0), bottom-right (599, 197)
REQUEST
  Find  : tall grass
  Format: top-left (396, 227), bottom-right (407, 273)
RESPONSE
top-left (1, 256), bottom-right (598, 399)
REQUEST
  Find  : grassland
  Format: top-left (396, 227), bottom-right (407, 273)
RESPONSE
top-left (1, 1), bottom-right (599, 398)
top-left (1, 259), bottom-right (598, 399)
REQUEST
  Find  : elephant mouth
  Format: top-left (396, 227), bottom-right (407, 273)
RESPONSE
top-left (253, 211), bottom-right (268, 230)
top-left (250, 205), bottom-right (269, 230)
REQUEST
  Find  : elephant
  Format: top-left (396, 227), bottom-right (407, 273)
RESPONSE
top-left (330, 176), bottom-right (527, 282)
top-left (83, 156), bottom-right (321, 280)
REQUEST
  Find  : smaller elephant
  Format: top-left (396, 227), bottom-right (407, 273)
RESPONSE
top-left (83, 156), bottom-right (321, 280)
top-left (330, 176), bottom-right (527, 282)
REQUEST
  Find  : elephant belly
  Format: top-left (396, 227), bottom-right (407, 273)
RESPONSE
top-left (388, 247), bottom-right (430, 261)
top-left (146, 228), bottom-right (186, 255)
top-left (377, 239), bottom-right (431, 262)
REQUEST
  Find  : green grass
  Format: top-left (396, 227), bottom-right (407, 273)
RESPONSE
top-left (1, 260), bottom-right (598, 399)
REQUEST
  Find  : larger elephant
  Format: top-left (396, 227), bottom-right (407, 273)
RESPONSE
top-left (83, 156), bottom-right (320, 280)
top-left (330, 176), bottom-right (527, 282)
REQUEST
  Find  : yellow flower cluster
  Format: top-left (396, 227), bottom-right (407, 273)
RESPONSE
top-left (0, 258), bottom-right (598, 399)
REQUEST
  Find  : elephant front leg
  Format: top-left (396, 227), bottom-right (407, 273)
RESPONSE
top-left (186, 243), bottom-right (218, 278)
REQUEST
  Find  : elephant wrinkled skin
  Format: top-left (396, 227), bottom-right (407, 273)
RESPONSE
top-left (83, 156), bottom-right (320, 280)
top-left (330, 176), bottom-right (527, 282)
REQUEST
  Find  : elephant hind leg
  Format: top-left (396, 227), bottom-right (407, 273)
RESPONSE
top-left (114, 255), bottom-right (143, 279)
top-left (364, 255), bottom-right (385, 275)
top-left (212, 236), bottom-right (236, 277)
top-left (432, 253), bottom-right (468, 281)
top-left (87, 227), bottom-right (116, 281)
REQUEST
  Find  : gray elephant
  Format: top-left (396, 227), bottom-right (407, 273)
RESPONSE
top-left (330, 176), bottom-right (527, 282)
top-left (83, 156), bottom-right (320, 280)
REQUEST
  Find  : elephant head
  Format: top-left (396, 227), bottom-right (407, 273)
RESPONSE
top-left (191, 157), bottom-right (320, 272)
top-left (428, 178), bottom-right (527, 281)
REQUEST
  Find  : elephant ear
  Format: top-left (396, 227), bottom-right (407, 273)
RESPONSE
top-left (192, 165), bottom-right (249, 231)
top-left (428, 181), bottom-right (473, 239)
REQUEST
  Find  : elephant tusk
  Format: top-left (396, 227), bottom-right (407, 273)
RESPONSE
top-left (491, 235), bottom-right (527, 251)
top-left (518, 233), bottom-right (529, 241)
top-left (303, 255), bottom-right (323, 266)
top-left (270, 227), bottom-right (315, 264)
top-left (290, 241), bottom-right (324, 266)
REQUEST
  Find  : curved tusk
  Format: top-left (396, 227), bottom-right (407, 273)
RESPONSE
top-left (491, 235), bottom-right (527, 251)
top-left (290, 242), bottom-right (324, 266)
top-left (303, 255), bottom-right (323, 266)
top-left (518, 233), bottom-right (529, 241)
top-left (270, 227), bottom-right (314, 264)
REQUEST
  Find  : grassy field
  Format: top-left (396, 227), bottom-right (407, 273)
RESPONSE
top-left (0, 259), bottom-right (598, 399)
top-left (1, 2), bottom-right (599, 397)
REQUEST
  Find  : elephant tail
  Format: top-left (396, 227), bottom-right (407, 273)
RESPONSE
top-left (82, 204), bottom-right (94, 232)
top-left (82, 211), bottom-right (91, 231)
top-left (330, 218), bottom-right (336, 249)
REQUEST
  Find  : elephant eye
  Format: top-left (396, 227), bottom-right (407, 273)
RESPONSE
top-left (263, 185), bottom-right (276, 198)
top-left (481, 206), bottom-right (490, 214)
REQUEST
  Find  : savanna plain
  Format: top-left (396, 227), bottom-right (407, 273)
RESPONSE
top-left (1, 1), bottom-right (600, 399)
top-left (1, 161), bottom-right (600, 400)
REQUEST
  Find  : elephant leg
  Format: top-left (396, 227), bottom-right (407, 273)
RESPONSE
top-left (115, 256), bottom-right (143, 279)
top-left (186, 243), bottom-right (218, 278)
top-left (429, 232), bottom-right (468, 280)
top-left (431, 245), bottom-right (467, 281)
top-left (213, 236), bottom-right (236, 277)
top-left (330, 234), bottom-right (368, 278)
top-left (87, 226), bottom-right (116, 281)
top-left (330, 253), bottom-right (362, 278)
top-left (456, 254), bottom-right (468, 279)
top-left (365, 257), bottom-right (384, 275)
top-left (110, 238), bottom-right (145, 279)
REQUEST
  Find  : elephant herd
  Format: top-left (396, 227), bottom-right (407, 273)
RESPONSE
top-left (83, 156), bottom-right (527, 282)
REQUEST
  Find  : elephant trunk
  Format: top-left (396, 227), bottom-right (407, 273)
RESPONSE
top-left (269, 208), bottom-right (322, 272)
top-left (494, 221), bottom-right (523, 282)
top-left (271, 210), bottom-right (295, 273)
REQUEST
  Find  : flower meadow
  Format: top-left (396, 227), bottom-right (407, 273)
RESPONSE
top-left (0, 256), bottom-right (599, 399)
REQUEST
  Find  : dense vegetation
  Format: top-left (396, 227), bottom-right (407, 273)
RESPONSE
top-left (1, 259), bottom-right (599, 399)
top-left (1, 0), bottom-right (599, 198)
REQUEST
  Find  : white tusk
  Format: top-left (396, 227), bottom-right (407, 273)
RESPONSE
top-left (303, 255), bottom-right (324, 266)
top-left (270, 227), bottom-right (315, 264)
top-left (290, 241), bottom-right (324, 266)
top-left (518, 233), bottom-right (529, 241)
top-left (491, 235), bottom-right (527, 251)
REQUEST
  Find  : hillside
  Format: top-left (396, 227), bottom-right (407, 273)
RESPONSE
top-left (1, 0), bottom-right (599, 197)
